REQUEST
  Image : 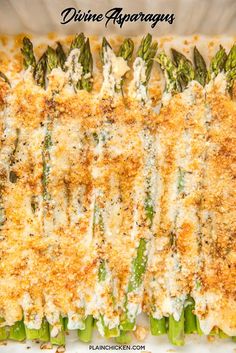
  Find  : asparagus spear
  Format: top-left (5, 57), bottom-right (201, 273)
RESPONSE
top-left (120, 36), bottom-right (157, 331)
top-left (120, 238), bottom-right (148, 331)
top-left (209, 45), bottom-right (227, 78)
top-left (101, 37), bottom-right (134, 93)
top-left (184, 296), bottom-right (197, 334)
top-left (168, 312), bottom-right (185, 346)
top-left (115, 330), bottom-right (132, 344)
top-left (77, 38), bottom-right (93, 92)
top-left (0, 71), bottom-right (10, 87)
top-left (56, 42), bottom-right (66, 70)
top-left (34, 52), bottom-right (47, 88)
top-left (49, 316), bottom-right (65, 346)
top-left (225, 44), bottom-right (236, 91)
top-left (78, 315), bottom-right (93, 343)
top-left (193, 46), bottom-right (208, 86)
top-left (46, 46), bottom-right (60, 74)
top-left (171, 48), bottom-right (195, 90)
top-left (42, 46), bottom-right (60, 200)
top-left (118, 38), bottom-right (134, 93)
top-left (0, 318), bottom-right (7, 341)
top-left (21, 37), bottom-right (36, 70)
top-left (155, 52), bottom-right (180, 94)
top-left (69, 33), bottom-right (85, 52)
top-left (9, 320), bottom-right (26, 342)
top-left (25, 318), bottom-right (50, 342)
top-left (150, 316), bottom-right (167, 336)
top-left (118, 38), bottom-right (134, 62)
top-left (137, 33), bottom-right (158, 86)
top-left (65, 33), bottom-right (85, 90)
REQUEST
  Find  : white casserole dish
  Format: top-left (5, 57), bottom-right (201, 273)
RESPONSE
top-left (0, 1), bottom-right (235, 352)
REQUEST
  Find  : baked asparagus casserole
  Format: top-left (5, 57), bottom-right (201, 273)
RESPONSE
top-left (0, 33), bottom-right (235, 347)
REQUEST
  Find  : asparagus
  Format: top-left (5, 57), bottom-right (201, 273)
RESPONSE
top-left (118, 38), bottom-right (134, 62)
top-left (120, 238), bottom-right (148, 331)
top-left (137, 33), bottom-right (158, 86)
top-left (118, 38), bottom-right (134, 92)
top-left (42, 47), bottom-right (65, 345)
top-left (100, 37), bottom-right (111, 63)
top-left (49, 316), bottom-right (65, 346)
top-left (168, 311), bottom-right (185, 346)
top-left (63, 317), bottom-right (68, 332)
top-left (56, 42), bottom-right (66, 70)
top-left (25, 318), bottom-right (50, 342)
top-left (150, 316), bottom-right (166, 336)
top-left (78, 315), bottom-right (93, 343)
top-left (115, 330), bottom-right (132, 344)
top-left (77, 38), bottom-right (93, 91)
top-left (65, 33), bottom-right (85, 90)
top-left (9, 320), bottom-right (26, 342)
top-left (184, 296), bottom-right (197, 334)
top-left (193, 46), bottom-right (208, 86)
top-left (101, 37), bottom-right (134, 93)
top-left (21, 37), bottom-right (36, 70)
top-left (225, 44), bottom-right (236, 91)
top-left (46, 46), bottom-right (60, 74)
top-left (171, 48), bottom-right (195, 90)
top-left (34, 52), bottom-right (47, 88)
top-left (0, 71), bottom-right (10, 86)
top-left (69, 33), bottom-right (85, 52)
top-left (232, 336), bottom-right (236, 342)
top-left (209, 45), bottom-right (227, 78)
top-left (0, 318), bottom-right (7, 341)
top-left (155, 52), bottom-right (180, 93)
top-left (120, 36), bottom-right (157, 332)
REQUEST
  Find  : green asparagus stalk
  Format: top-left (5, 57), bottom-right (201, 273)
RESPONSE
top-left (65, 33), bottom-right (85, 90)
top-left (100, 37), bottom-right (111, 64)
top-left (78, 315), bottom-right (93, 343)
top-left (101, 37), bottom-right (134, 93)
top-left (209, 45), bottom-right (227, 78)
top-left (171, 48), bottom-right (195, 90)
top-left (33, 52), bottom-right (47, 88)
top-left (25, 318), bottom-right (50, 342)
top-left (184, 296), bottom-right (197, 334)
top-left (69, 33), bottom-right (85, 53)
top-left (56, 42), bottom-right (66, 70)
top-left (0, 318), bottom-right (7, 341)
top-left (118, 38), bottom-right (134, 62)
top-left (63, 317), bottom-right (68, 332)
top-left (120, 238), bottom-right (148, 331)
top-left (193, 46), bottom-right (208, 86)
top-left (150, 316), bottom-right (167, 335)
top-left (115, 330), bottom-right (132, 344)
top-left (46, 46), bottom-right (60, 74)
top-left (21, 37), bottom-right (36, 70)
top-left (168, 312), bottom-right (185, 346)
top-left (95, 222), bottom-right (119, 337)
top-left (9, 320), bottom-right (26, 342)
top-left (137, 33), bottom-right (158, 86)
top-left (196, 316), bottom-right (203, 335)
top-left (77, 38), bottom-right (93, 92)
top-left (0, 71), bottom-right (10, 86)
top-left (118, 38), bottom-right (134, 92)
top-left (155, 52), bottom-right (180, 94)
top-left (49, 316), bottom-right (65, 346)
top-left (225, 44), bottom-right (236, 91)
